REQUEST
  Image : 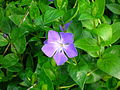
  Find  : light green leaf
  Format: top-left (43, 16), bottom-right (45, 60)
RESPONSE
top-left (93, 24), bottom-right (112, 41)
top-left (44, 9), bottom-right (64, 24)
top-left (110, 22), bottom-right (120, 44)
top-left (92, 0), bottom-right (105, 18)
top-left (75, 38), bottom-right (100, 52)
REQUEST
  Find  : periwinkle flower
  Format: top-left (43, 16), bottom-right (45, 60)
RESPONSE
top-left (3, 33), bottom-right (8, 38)
top-left (48, 0), bottom-right (54, 1)
top-left (60, 21), bottom-right (72, 31)
top-left (42, 30), bottom-right (78, 65)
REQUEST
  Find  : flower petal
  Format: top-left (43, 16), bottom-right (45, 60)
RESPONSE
top-left (42, 43), bottom-right (57, 57)
top-left (60, 32), bottom-right (74, 44)
top-left (53, 51), bottom-right (68, 65)
top-left (48, 30), bottom-right (60, 43)
top-left (44, 40), bottom-right (48, 44)
top-left (60, 25), bottom-right (64, 31)
top-left (64, 21), bottom-right (72, 30)
top-left (64, 44), bottom-right (78, 58)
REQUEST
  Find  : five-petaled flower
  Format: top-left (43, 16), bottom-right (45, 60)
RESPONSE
top-left (42, 30), bottom-right (78, 65)
top-left (60, 21), bottom-right (72, 31)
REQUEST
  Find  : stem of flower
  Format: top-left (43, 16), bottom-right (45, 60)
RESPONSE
top-left (73, 58), bottom-right (77, 65)
top-left (3, 43), bottom-right (11, 55)
top-left (58, 84), bottom-right (77, 89)
top-left (87, 68), bottom-right (98, 76)
top-left (18, 10), bottom-right (29, 27)
top-left (73, 0), bottom-right (78, 8)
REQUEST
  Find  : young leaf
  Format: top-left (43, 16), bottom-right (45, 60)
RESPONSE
top-left (110, 22), bottom-right (120, 44)
top-left (92, 0), bottom-right (105, 18)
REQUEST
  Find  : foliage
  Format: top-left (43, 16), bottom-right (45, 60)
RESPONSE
top-left (0, 0), bottom-right (120, 90)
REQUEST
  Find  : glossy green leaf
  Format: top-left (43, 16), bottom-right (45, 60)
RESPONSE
top-left (44, 9), bottom-right (64, 24)
top-left (75, 38), bottom-right (100, 52)
top-left (110, 22), bottom-right (120, 44)
top-left (68, 61), bottom-right (88, 90)
top-left (93, 24), bottom-right (112, 42)
top-left (97, 45), bottom-right (120, 79)
top-left (92, 0), bottom-right (105, 18)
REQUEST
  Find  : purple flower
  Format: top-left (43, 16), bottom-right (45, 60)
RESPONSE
top-left (42, 30), bottom-right (78, 65)
top-left (60, 21), bottom-right (72, 31)
top-left (48, 0), bottom-right (54, 1)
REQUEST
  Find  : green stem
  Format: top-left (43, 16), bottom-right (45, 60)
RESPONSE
top-left (58, 84), bottom-right (77, 89)
top-left (87, 68), bottom-right (98, 76)
top-left (73, 0), bottom-right (78, 8)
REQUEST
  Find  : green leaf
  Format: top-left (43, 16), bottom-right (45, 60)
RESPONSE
top-left (7, 63), bottom-right (23, 72)
top-left (11, 35), bottom-right (26, 54)
top-left (67, 20), bottom-right (82, 41)
top-left (79, 13), bottom-right (94, 20)
top-left (93, 24), bottom-right (112, 42)
top-left (0, 17), bottom-right (11, 33)
top-left (81, 19), bottom-right (99, 29)
top-left (29, 1), bottom-right (40, 19)
top-left (44, 9), bottom-right (64, 24)
top-left (0, 33), bottom-right (8, 47)
top-left (20, 0), bottom-right (32, 6)
top-left (1, 53), bottom-right (19, 68)
top-left (75, 38), bottom-right (100, 52)
top-left (63, 6), bottom-right (79, 23)
top-left (68, 60), bottom-right (88, 90)
top-left (9, 15), bottom-right (24, 26)
top-left (78, 0), bottom-right (91, 14)
top-left (92, 0), bottom-right (105, 18)
top-left (110, 22), bottom-right (120, 44)
top-left (10, 28), bottom-right (27, 54)
top-left (106, 3), bottom-right (120, 15)
top-left (97, 45), bottom-right (120, 79)
top-left (118, 0), bottom-right (120, 3)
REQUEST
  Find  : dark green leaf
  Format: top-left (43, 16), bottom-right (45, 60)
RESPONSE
top-left (1, 53), bottom-right (19, 68)
top-left (106, 3), bottom-right (120, 15)
top-left (29, 1), bottom-right (40, 19)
